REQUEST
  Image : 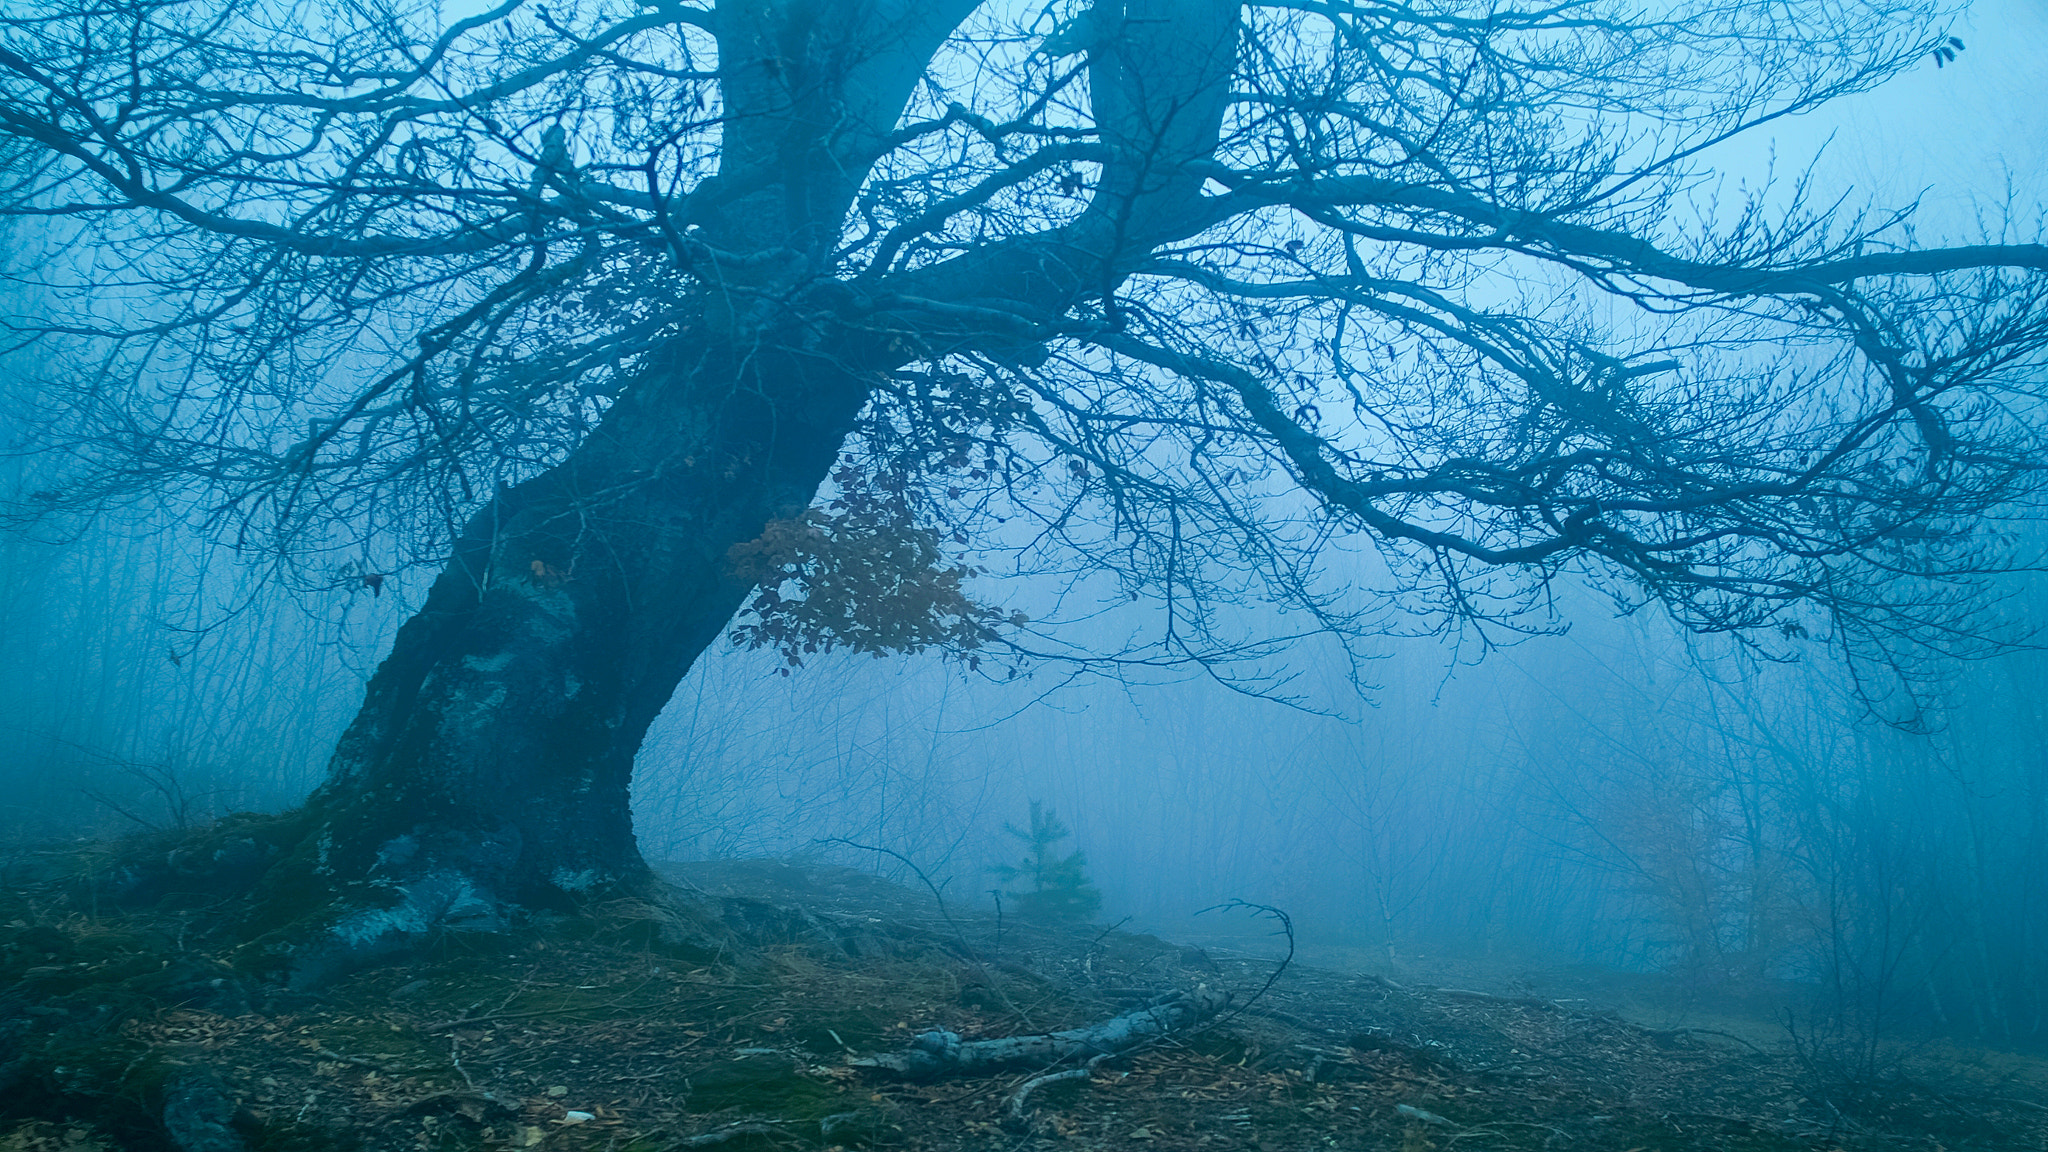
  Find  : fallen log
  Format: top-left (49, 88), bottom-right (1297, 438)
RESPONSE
top-left (854, 988), bottom-right (1229, 1079)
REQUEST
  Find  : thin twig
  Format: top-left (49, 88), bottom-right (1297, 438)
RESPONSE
top-left (449, 1035), bottom-right (476, 1089)
top-left (817, 838), bottom-right (1034, 1028)
top-left (1005, 1053), bottom-right (1108, 1124)
top-left (422, 978), bottom-right (657, 1032)
top-left (682, 1122), bottom-right (780, 1146)
top-left (1089, 917), bottom-right (1132, 948)
top-left (1635, 1024), bottom-right (1770, 1056)
top-left (1190, 900), bottom-right (1295, 1035)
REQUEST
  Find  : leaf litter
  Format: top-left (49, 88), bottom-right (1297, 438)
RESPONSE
top-left (1, 856), bottom-right (2043, 1151)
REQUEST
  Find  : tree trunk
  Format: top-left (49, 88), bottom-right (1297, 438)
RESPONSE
top-left (255, 329), bottom-right (874, 967)
top-left (224, 0), bottom-right (999, 973)
top-left (195, 0), bottom-right (1232, 976)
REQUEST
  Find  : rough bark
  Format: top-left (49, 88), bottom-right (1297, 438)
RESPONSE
top-left (259, 332), bottom-right (878, 972)
top-left (243, 0), bottom-right (992, 969)
top-left (206, 0), bottom-right (1245, 977)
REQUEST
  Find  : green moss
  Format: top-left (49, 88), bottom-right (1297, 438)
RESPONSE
top-left (817, 1106), bottom-right (897, 1147)
top-left (0, 907), bottom-right (251, 1030)
top-left (682, 1054), bottom-right (853, 1124)
top-left (238, 1117), bottom-right (359, 1152)
top-left (0, 910), bottom-right (259, 1146)
top-left (3, 921), bottom-right (155, 988)
top-left (3, 1034), bottom-right (173, 1151)
top-left (30, 1035), bottom-right (166, 1096)
top-left (233, 812), bottom-right (346, 945)
top-left (790, 1009), bottom-right (889, 1056)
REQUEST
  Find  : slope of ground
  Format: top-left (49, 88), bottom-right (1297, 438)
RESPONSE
top-left (0, 852), bottom-right (2043, 1152)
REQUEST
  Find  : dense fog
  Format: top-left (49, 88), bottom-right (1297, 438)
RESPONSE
top-left (9, 508), bottom-right (2048, 1051)
top-left (4, 0), bottom-right (2047, 1079)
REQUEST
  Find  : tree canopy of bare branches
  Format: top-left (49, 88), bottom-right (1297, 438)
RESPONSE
top-left (2, 0), bottom-right (2045, 927)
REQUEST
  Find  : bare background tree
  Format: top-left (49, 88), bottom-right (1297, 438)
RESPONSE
top-left (3, 0), bottom-right (2047, 974)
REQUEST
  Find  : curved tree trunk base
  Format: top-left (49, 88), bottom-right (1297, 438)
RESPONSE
top-left (78, 816), bottom-right (967, 994)
top-left (263, 869), bottom-right (524, 992)
top-left (246, 861), bottom-right (736, 992)
top-left (79, 812), bottom-right (730, 990)
top-left (76, 810), bottom-right (493, 988)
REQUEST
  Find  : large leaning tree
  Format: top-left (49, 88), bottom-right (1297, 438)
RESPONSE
top-left (3, 0), bottom-right (2047, 957)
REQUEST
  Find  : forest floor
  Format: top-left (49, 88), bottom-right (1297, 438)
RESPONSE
top-left (3, 852), bottom-right (2046, 1152)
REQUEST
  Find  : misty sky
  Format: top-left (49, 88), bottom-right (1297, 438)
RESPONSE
top-left (6, 0), bottom-right (2047, 1004)
top-left (625, 0), bottom-right (2048, 920)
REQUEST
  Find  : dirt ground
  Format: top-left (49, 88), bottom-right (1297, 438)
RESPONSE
top-left (3, 854), bottom-right (2045, 1152)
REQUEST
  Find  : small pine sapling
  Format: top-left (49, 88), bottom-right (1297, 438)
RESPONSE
top-left (990, 801), bottom-right (1103, 923)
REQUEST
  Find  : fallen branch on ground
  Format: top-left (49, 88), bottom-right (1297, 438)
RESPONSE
top-left (1005, 1054), bottom-right (1110, 1126)
top-left (421, 978), bottom-right (656, 1032)
top-left (1186, 900), bottom-right (1293, 1037)
top-left (1397, 1103), bottom-right (1458, 1128)
top-left (818, 838), bottom-right (1034, 1028)
top-left (854, 988), bottom-right (1228, 1079)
